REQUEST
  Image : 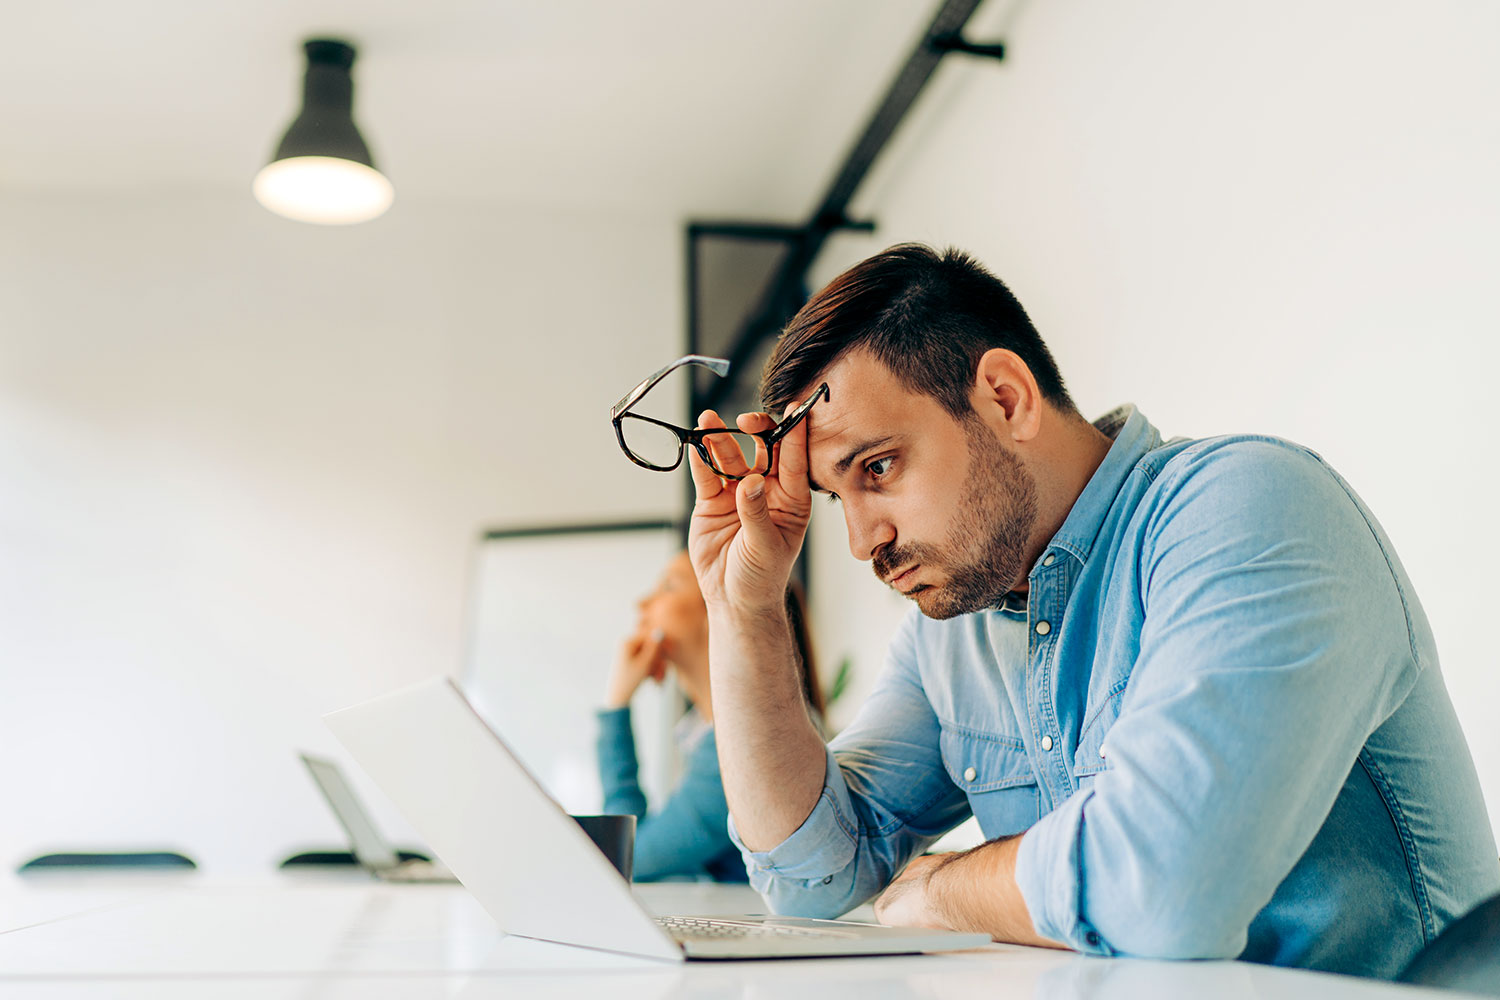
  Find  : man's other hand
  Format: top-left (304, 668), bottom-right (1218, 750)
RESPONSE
top-left (873, 854), bottom-right (953, 930)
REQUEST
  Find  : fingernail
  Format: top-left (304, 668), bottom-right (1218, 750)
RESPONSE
top-left (745, 480), bottom-right (763, 499)
top-left (651, 628), bottom-right (665, 641)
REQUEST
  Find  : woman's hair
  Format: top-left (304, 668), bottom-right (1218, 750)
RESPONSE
top-left (784, 580), bottom-right (825, 718)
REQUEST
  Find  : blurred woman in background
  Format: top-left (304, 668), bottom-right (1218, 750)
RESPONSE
top-left (596, 552), bottom-right (822, 881)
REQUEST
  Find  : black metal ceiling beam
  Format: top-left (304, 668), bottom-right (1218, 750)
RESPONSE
top-left (688, 221), bottom-right (808, 242)
top-left (700, 0), bottom-right (1003, 412)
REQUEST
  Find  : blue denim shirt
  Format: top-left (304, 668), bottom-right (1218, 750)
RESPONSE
top-left (732, 406), bottom-right (1498, 978)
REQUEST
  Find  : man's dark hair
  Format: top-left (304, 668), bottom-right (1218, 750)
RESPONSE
top-left (760, 244), bottom-right (1077, 419)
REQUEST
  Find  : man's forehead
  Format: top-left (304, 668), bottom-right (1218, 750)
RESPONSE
top-left (798, 351), bottom-right (914, 482)
top-left (795, 349), bottom-right (900, 427)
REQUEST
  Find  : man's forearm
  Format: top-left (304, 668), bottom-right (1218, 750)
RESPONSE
top-left (707, 605), bottom-right (827, 851)
top-left (926, 836), bottom-right (1063, 948)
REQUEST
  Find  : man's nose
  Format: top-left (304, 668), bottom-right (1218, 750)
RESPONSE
top-left (844, 500), bottom-right (895, 562)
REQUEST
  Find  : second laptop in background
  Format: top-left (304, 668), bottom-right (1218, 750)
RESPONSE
top-left (298, 752), bottom-right (459, 883)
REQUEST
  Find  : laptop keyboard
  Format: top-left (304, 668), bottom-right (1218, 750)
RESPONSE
top-left (656, 916), bottom-right (854, 941)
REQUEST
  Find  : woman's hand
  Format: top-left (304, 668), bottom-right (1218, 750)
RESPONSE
top-left (604, 628), bottom-right (667, 709)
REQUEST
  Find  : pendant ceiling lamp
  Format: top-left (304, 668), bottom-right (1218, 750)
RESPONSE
top-left (253, 39), bottom-right (393, 225)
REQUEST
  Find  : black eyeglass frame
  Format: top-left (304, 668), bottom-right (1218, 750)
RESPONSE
top-left (610, 355), bottom-right (829, 480)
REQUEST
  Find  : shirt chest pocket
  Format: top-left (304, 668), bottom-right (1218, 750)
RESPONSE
top-left (939, 727), bottom-right (1040, 838)
top-left (1073, 681), bottom-right (1127, 779)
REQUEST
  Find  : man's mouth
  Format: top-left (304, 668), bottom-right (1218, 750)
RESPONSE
top-left (887, 566), bottom-right (919, 591)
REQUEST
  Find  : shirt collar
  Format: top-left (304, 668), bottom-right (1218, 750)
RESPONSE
top-left (1044, 404), bottom-right (1162, 567)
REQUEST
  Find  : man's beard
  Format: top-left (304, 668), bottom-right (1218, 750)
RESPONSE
top-left (872, 419), bottom-right (1039, 620)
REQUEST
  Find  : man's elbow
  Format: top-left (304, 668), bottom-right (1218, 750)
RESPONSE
top-left (767, 893), bottom-right (856, 920)
top-left (1092, 909), bottom-right (1247, 961)
top-left (749, 866), bottom-right (870, 920)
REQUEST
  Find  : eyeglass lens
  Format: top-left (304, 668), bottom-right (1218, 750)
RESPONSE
top-left (696, 429), bottom-right (771, 477)
top-left (617, 415), bottom-right (686, 469)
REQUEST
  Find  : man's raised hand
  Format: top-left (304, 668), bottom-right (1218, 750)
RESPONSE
top-left (686, 405), bottom-right (812, 615)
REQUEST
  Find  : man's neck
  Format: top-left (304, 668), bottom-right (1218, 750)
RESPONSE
top-left (1021, 413), bottom-right (1115, 581)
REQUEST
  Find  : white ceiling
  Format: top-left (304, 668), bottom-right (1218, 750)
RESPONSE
top-left (0, 0), bottom-right (984, 220)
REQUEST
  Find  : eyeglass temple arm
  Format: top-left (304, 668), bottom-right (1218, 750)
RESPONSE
top-left (761, 383), bottom-right (830, 445)
top-left (610, 355), bottom-right (732, 417)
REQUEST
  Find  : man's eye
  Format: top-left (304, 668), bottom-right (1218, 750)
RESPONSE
top-left (867, 457), bottom-right (894, 478)
top-left (824, 492), bottom-right (841, 505)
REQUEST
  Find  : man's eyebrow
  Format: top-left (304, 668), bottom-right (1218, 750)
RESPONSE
top-left (810, 436), bottom-right (898, 494)
top-left (835, 437), bottom-right (897, 476)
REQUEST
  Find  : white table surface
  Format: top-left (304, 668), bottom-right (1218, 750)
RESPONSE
top-left (0, 872), bottom-right (1439, 999)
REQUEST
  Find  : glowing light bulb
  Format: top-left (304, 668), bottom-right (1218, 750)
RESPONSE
top-left (253, 156), bottom-right (394, 225)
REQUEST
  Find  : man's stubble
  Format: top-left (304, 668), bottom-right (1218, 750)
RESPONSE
top-left (873, 418), bottom-right (1040, 620)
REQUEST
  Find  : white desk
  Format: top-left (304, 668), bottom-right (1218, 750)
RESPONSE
top-left (0, 874), bottom-right (1436, 999)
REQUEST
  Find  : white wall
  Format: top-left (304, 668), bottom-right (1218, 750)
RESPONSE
top-left (0, 192), bottom-right (681, 872)
top-left (807, 1), bottom-right (1500, 834)
top-left (5, 0), bottom-right (1497, 875)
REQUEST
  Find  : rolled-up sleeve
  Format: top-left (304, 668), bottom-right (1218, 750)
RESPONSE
top-left (1014, 440), bottom-right (1424, 957)
top-left (730, 612), bottom-right (971, 917)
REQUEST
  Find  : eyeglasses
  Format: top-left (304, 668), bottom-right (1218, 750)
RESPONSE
top-left (610, 354), bottom-right (828, 479)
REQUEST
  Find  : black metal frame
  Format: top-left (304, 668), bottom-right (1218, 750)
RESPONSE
top-left (478, 519), bottom-right (681, 543)
top-left (676, 0), bottom-right (1007, 583)
top-left (685, 0), bottom-right (1006, 418)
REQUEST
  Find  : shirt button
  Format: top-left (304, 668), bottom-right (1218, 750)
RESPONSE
top-left (1042, 554), bottom-right (1055, 567)
top-left (1041, 735), bottom-right (1054, 752)
top-left (963, 766), bottom-right (977, 782)
top-left (1085, 930), bottom-right (1101, 947)
top-left (1099, 746), bottom-right (1108, 759)
top-left (1035, 620), bottom-right (1051, 635)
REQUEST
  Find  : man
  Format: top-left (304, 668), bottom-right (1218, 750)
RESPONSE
top-left (684, 243), bottom-right (1498, 978)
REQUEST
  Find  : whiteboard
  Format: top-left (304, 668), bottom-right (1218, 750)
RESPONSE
top-left (461, 523), bottom-right (684, 814)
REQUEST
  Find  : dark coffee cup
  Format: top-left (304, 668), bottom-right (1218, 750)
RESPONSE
top-left (570, 814), bottom-right (635, 881)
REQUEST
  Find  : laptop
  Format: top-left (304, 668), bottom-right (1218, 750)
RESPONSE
top-left (298, 752), bottom-right (458, 883)
top-left (324, 677), bottom-right (993, 961)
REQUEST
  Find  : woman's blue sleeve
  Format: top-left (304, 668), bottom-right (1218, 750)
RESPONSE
top-left (596, 706), bottom-right (648, 818)
top-left (595, 707), bottom-right (741, 881)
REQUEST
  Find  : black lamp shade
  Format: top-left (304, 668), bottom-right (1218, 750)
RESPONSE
top-left (270, 40), bottom-right (376, 168)
top-left (254, 37), bottom-right (393, 225)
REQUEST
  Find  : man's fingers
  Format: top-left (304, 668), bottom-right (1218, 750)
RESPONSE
top-left (695, 409), bottom-right (755, 481)
top-left (686, 444), bottom-right (723, 499)
top-left (687, 410), bottom-right (729, 499)
top-left (736, 411), bottom-right (775, 476)
top-left (774, 401), bottom-right (811, 500)
top-left (735, 412), bottom-right (774, 433)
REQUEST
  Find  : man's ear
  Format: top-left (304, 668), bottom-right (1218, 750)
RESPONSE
top-left (972, 348), bottom-right (1043, 444)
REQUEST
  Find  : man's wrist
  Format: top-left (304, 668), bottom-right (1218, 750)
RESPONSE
top-left (918, 852), bottom-right (963, 928)
top-left (706, 600), bottom-right (789, 634)
top-left (923, 836), bottom-right (1039, 943)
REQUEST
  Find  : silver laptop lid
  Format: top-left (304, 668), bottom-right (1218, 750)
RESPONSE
top-left (298, 753), bottom-right (402, 871)
top-left (324, 677), bottom-right (682, 961)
